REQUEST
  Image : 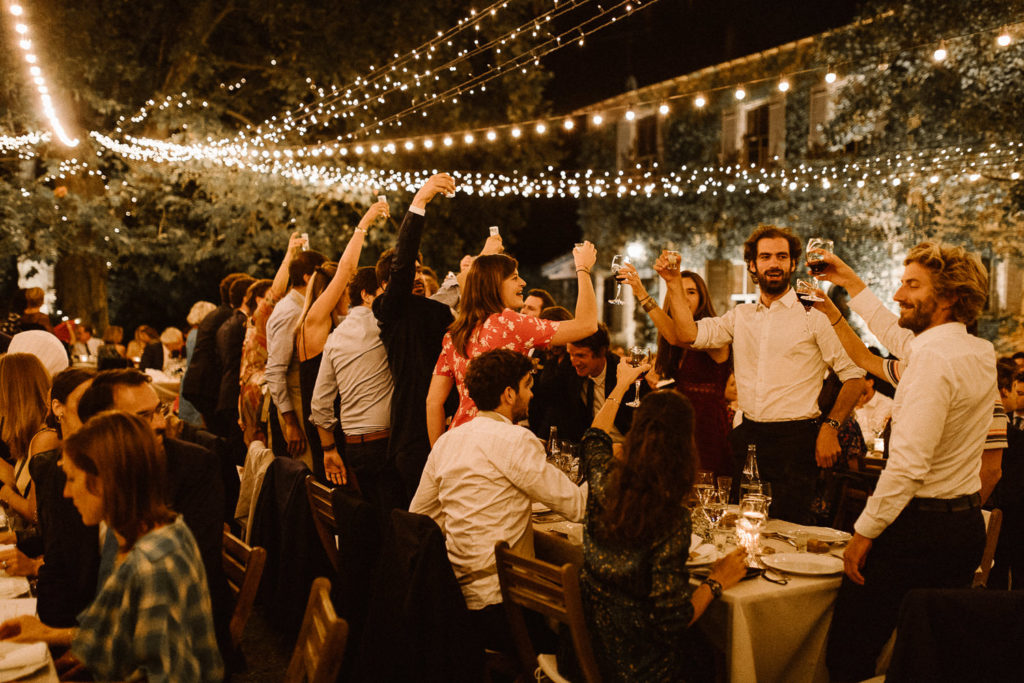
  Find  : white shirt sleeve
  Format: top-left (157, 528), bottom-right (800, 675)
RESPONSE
top-left (693, 308), bottom-right (737, 350)
top-left (848, 288), bottom-right (915, 360)
top-left (309, 349), bottom-right (339, 431)
top-left (264, 308), bottom-right (296, 414)
top-left (813, 310), bottom-right (866, 382)
top-left (496, 432), bottom-right (587, 522)
top-left (409, 455), bottom-right (445, 531)
top-left (854, 347), bottom-right (952, 538)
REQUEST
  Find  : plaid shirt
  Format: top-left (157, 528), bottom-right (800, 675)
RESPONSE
top-left (72, 516), bottom-right (223, 682)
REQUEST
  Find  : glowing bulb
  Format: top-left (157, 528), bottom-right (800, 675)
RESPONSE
top-left (443, 136), bottom-right (453, 146)
top-left (591, 114), bottom-right (603, 126)
top-left (778, 79), bottom-right (790, 92)
top-left (354, 145), bottom-right (364, 154)
top-left (511, 127), bottom-right (521, 138)
top-left (997, 32), bottom-right (1011, 47)
top-left (563, 118), bottom-right (574, 130)
top-left (486, 130), bottom-right (497, 141)
top-left (10, 5), bottom-right (24, 16)
top-left (694, 95), bottom-right (706, 108)
top-left (15, 23), bottom-right (27, 34)
top-left (929, 174), bottom-right (939, 184)
top-left (535, 122), bottom-right (547, 134)
top-left (658, 103), bottom-right (670, 115)
top-left (423, 139), bottom-right (434, 149)
top-left (370, 144), bottom-right (380, 153)
top-left (463, 133), bottom-right (474, 144)
top-left (825, 71), bottom-right (837, 84)
top-left (734, 87), bottom-right (746, 100)
top-left (933, 46), bottom-right (947, 62)
top-left (625, 109), bottom-right (636, 121)
top-left (404, 140), bottom-right (414, 150)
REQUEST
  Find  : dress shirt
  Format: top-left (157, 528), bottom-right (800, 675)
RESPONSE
top-left (854, 323), bottom-right (996, 539)
top-left (579, 363), bottom-right (624, 442)
top-left (855, 391), bottom-right (894, 444)
top-left (849, 288), bottom-right (913, 358)
top-left (410, 411), bottom-right (587, 609)
top-left (693, 288), bottom-right (864, 422)
top-left (310, 306), bottom-right (393, 435)
top-left (264, 288), bottom-right (305, 413)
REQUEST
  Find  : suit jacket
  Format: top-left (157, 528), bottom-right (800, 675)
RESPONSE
top-left (372, 210), bottom-right (454, 502)
top-left (538, 352), bottom-right (646, 443)
top-left (182, 304), bottom-right (233, 417)
top-left (215, 309), bottom-right (247, 414)
top-left (138, 341), bottom-right (164, 372)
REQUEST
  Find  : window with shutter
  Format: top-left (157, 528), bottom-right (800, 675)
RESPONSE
top-left (720, 110), bottom-right (738, 163)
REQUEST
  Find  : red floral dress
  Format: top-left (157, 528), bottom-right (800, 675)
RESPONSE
top-left (238, 294), bottom-right (279, 444)
top-left (434, 309), bottom-right (558, 429)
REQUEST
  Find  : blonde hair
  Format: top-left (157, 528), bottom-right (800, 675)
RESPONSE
top-left (186, 301), bottom-right (217, 327)
top-left (0, 353), bottom-right (51, 460)
top-left (904, 242), bottom-right (988, 325)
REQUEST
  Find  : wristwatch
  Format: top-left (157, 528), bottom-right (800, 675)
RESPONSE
top-left (822, 417), bottom-right (841, 431)
top-left (702, 577), bottom-right (723, 599)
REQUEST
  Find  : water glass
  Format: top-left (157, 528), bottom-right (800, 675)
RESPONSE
top-left (716, 476), bottom-right (733, 504)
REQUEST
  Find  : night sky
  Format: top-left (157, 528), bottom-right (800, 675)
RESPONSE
top-left (512, 0), bottom-right (862, 272)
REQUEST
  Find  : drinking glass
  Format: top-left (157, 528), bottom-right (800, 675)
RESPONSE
top-left (703, 490), bottom-right (727, 530)
top-left (806, 237), bottom-right (834, 275)
top-left (716, 476), bottom-right (733, 504)
top-left (665, 250), bottom-right (681, 268)
top-left (795, 279), bottom-right (824, 309)
top-left (608, 255), bottom-right (629, 305)
top-left (625, 346), bottom-right (648, 407)
top-left (738, 495), bottom-right (768, 558)
top-left (694, 471), bottom-right (714, 506)
top-left (761, 483), bottom-right (773, 520)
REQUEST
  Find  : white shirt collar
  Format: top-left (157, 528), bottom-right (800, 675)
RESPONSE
top-left (755, 286), bottom-right (798, 312)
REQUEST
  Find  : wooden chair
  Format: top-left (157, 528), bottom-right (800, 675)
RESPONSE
top-left (284, 577), bottom-right (349, 683)
top-left (222, 524), bottom-right (267, 650)
top-left (495, 541), bottom-right (602, 683)
top-left (973, 508), bottom-right (1003, 588)
top-left (305, 475), bottom-right (342, 576)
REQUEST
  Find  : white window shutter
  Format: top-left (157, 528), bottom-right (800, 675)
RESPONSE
top-left (808, 85), bottom-right (830, 148)
top-left (720, 110), bottom-right (738, 161)
top-left (768, 95), bottom-right (786, 161)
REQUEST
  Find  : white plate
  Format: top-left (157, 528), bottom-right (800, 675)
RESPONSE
top-left (772, 523), bottom-right (851, 544)
top-left (686, 543), bottom-right (719, 567)
top-left (761, 552), bottom-right (843, 576)
top-left (689, 533), bottom-right (702, 552)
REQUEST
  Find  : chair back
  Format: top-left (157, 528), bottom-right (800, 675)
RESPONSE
top-left (222, 524), bottom-right (267, 649)
top-left (973, 508), bottom-right (1002, 588)
top-left (284, 577), bottom-right (349, 683)
top-left (305, 475), bottom-right (342, 575)
top-left (495, 541), bottom-right (602, 683)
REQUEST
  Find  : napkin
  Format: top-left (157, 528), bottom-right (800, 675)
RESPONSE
top-left (0, 642), bottom-right (48, 679)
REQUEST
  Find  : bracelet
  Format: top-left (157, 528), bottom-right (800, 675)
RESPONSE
top-left (607, 396), bottom-right (620, 405)
top-left (831, 315), bottom-right (842, 327)
top-left (637, 294), bottom-right (652, 305)
top-left (702, 577), bottom-right (723, 600)
top-left (642, 298), bottom-right (657, 313)
top-left (576, 267), bottom-right (591, 275)
top-left (355, 227), bottom-right (367, 235)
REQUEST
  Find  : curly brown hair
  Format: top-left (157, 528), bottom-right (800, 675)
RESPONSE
top-left (742, 224), bottom-right (802, 266)
top-left (904, 242), bottom-right (988, 326)
top-left (597, 390), bottom-right (697, 545)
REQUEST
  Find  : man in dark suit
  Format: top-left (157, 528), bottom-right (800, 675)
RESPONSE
top-left (181, 272), bottom-right (248, 426)
top-left (213, 276), bottom-right (255, 459)
top-left (536, 323), bottom-right (645, 443)
top-left (138, 326), bottom-right (184, 372)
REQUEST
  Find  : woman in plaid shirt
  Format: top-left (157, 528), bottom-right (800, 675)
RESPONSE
top-left (0, 411), bottom-right (222, 682)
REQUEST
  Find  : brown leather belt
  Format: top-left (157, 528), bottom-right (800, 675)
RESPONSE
top-left (344, 429), bottom-right (390, 445)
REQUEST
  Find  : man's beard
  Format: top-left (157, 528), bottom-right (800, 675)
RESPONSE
top-left (898, 297), bottom-right (938, 334)
top-left (753, 266), bottom-right (791, 296)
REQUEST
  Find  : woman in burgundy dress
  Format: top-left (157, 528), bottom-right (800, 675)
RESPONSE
top-left (621, 257), bottom-right (732, 476)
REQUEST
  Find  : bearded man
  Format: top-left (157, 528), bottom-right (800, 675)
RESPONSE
top-left (668, 225), bottom-right (865, 523)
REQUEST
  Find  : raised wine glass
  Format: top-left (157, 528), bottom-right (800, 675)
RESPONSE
top-left (608, 255), bottom-right (629, 305)
top-left (625, 346), bottom-right (648, 407)
top-left (806, 237), bottom-right (834, 275)
top-left (795, 279), bottom-right (824, 310)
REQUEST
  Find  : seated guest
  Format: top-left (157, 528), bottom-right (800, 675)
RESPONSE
top-left (411, 349), bottom-right (586, 650)
top-left (7, 330), bottom-right (69, 378)
top-left (0, 411), bottom-right (223, 681)
top-left (0, 354), bottom-right (50, 540)
top-left (96, 325), bottom-right (127, 365)
top-left (580, 363), bottom-right (746, 682)
top-left (125, 324), bottom-right (159, 362)
top-left (69, 323), bottom-right (102, 358)
top-left (139, 326), bottom-right (185, 372)
top-left (538, 323), bottom-right (645, 443)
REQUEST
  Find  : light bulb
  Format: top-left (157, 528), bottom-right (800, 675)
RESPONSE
top-left (825, 71), bottom-right (837, 84)
top-left (658, 103), bottom-right (670, 115)
top-left (778, 79), bottom-right (790, 92)
top-left (563, 118), bottom-right (574, 130)
top-left (486, 130), bottom-right (497, 141)
top-left (591, 114), bottom-right (603, 125)
top-left (463, 133), bottom-right (474, 144)
top-left (535, 122), bottom-right (547, 134)
top-left (695, 95), bottom-right (706, 108)
top-left (997, 32), bottom-right (1011, 47)
top-left (443, 136), bottom-right (453, 146)
top-left (933, 46), bottom-right (947, 62)
top-left (734, 87), bottom-right (746, 100)
top-left (511, 127), bottom-right (521, 138)
top-left (625, 109), bottom-right (636, 121)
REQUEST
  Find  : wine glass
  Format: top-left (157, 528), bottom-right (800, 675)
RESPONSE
top-left (703, 490), bottom-right (727, 538)
top-left (608, 255), bottom-right (629, 305)
top-left (760, 483), bottom-right (773, 520)
top-left (694, 470), bottom-right (714, 505)
top-left (625, 346), bottom-right (648, 407)
top-left (806, 237), bottom-right (834, 275)
top-left (795, 279), bottom-right (824, 310)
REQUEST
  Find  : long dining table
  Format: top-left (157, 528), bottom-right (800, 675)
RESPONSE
top-left (533, 512), bottom-right (846, 683)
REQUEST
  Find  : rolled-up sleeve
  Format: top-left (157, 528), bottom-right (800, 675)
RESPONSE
top-left (499, 432), bottom-right (587, 522)
top-left (310, 351), bottom-right (338, 431)
top-left (265, 309), bottom-right (296, 413)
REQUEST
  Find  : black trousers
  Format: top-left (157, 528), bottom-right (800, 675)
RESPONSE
top-left (825, 504), bottom-right (986, 682)
top-left (730, 418), bottom-right (819, 524)
top-left (345, 438), bottom-right (404, 511)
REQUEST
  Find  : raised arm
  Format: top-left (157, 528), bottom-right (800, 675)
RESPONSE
top-left (270, 233), bottom-right (306, 301)
top-left (620, 261), bottom-right (681, 345)
top-left (810, 285), bottom-right (887, 379)
top-left (299, 201), bottom-right (389, 358)
top-left (654, 253), bottom-right (698, 343)
top-left (592, 360), bottom-right (648, 433)
top-left (549, 242), bottom-right (599, 345)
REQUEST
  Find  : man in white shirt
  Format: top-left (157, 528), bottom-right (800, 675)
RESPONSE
top-left (820, 242), bottom-right (994, 682)
top-left (265, 249), bottom-right (324, 470)
top-left (854, 376), bottom-right (893, 447)
top-left (311, 266), bottom-right (402, 510)
top-left (667, 225), bottom-right (865, 524)
top-left (411, 348), bottom-right (585, 649)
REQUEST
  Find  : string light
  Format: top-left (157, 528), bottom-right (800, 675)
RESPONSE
top-left (734, 86), bottom-right (746, 100)
top-left (825, 70), bottom-right (837, 84)
top-left (933, 42), bottom-right (948, 62)
top-left (5, 1), bottom-right (78, 146)
top-left (658, 103), bottom-right (670, 115)
top-left (997, 29), bottom-right (1011, 46)
top-left (624, 109), bottom-right (636, 121)
top-left (591, 113), bottom-right (603, 125)
top-left (563, 118), bottom-right (575, 130)
top-left (694, 95), bottom-right (706, 108)
top-left (778, 79), bottom-right (790, 92)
